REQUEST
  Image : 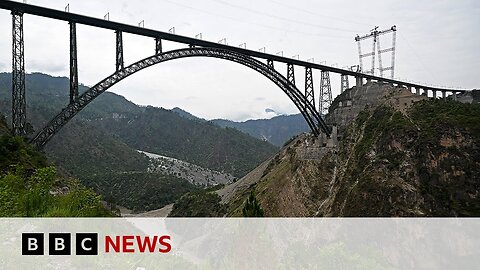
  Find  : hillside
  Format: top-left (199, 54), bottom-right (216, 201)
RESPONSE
top-left (211, 114), bottom-right (309, 146)
top-left (0, 72), bottom-right (278, 212)
top-left (0, 114), bottom-right (111, 217)
top-left (0, 73), bottom-right (277, 178)
top-left (92, 105), bottom-right (278, 177)
top-left (217, 83), bottom-right (480, 217)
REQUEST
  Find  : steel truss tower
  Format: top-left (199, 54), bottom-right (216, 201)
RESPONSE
top-left (155, 38), bottom-right (162, 54)
top-left (115, 30), bottom-right (124, 71)
top-left (340, 74), bottom-right (349, 93)
top-left (12, 11), bottom-right (26, 136)
top-left (287, 63), bottom-right (295, 85)
top-left (319, 71), bottom-right (332, 115)
top-left (355, 25), bottom-right (397, 78)
top-left (69, 22), bottom-right (78, 103)
top-left (304, 67), bottom-right (314, 110)
top-left (267, 59), bottom-right (274, 69)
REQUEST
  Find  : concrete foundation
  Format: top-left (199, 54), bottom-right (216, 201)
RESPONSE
top-left (355, 76), bottom-right (363, 87)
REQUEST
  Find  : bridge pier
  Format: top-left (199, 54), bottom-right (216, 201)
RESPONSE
top-left (115, 30), bottom-right (124, 71)
top-left (69, 21), bottom-right (78, 104)
top-left (304, 67), bottom-right (315, 110)
top-left (433, 90), bottom-right (437, 99)
top-left (287, 63), bottom-right (295, 85)
top-left (340, 74), bottom-right (349, 93)
top-left (267, 59), bottom-right (274, 69)
top-left (11, 11), bottom-right (26, 136)
top-left (415, 87), bottom-right (420, 95)
top-left (442, 91), bottom-right (446, 100)
top-left (155, 38), bottom-right (162, 54)
top-left (453, 92), bottom-right (457, 101)
top-left (319, 71), bottom-right (332, 115)
top-left (355, 76), bottom-right (363, 87)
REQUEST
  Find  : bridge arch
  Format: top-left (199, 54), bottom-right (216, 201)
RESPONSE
top-left (31, 47), bottom-right (329, 148)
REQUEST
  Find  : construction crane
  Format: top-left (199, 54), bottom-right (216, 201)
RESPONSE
top-left (355, 25), bottom-right (397, 79)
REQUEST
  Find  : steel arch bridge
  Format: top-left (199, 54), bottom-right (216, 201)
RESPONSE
top-left (31, 47), bottom-right (329, 148)
top-left (0, 1), bottom-right (472, 149)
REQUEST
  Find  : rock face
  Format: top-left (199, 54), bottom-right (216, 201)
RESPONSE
top-left (327, 82), bottom-right (427, 132)
top-left (219, 83), bottom-right (480, 217)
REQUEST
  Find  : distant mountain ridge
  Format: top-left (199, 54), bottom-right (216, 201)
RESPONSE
top-left (171, 107), bottom-right (205, 122)
top-left (169, 106), bottom-right (310, 147)
top-left (210, 114), bottom-right (309, 146)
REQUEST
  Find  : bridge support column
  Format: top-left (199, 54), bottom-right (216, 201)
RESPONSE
top-left (415, 87), bottom-right (420, 95)
top-left (453, 92), bottom-right (457, 101)
top-left (304, 67), bottom-right (315, 110)
top-left (355, 76), bottom-right (363, 87)
top-left (320, 71), bottom-right (332, 115)
top-left (115, 30), bottom-right (124, 71)
top-left (155, 38), bottom-right (162, 54)
top-left (433, 90), bottom-right (436, 99)
top-left (69, 22), bottom-right (78, 104)
top-left (287, 63), bottom-right (295, 85)
top-left (12, 11), bottom-right (26, 136)
top-left (442, 91), bottom-right (446, 100)
top-left (340, 74), bottom-right (349, 93)
top-left (267, 59), bottom-right (274, 69)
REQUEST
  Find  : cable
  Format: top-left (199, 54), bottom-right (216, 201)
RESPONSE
top-left (159, 0), bottom-right (353, 39)
top-left (266, 0), bottom-right (372, 27)
top-left (398, 32), bottom-right (439, 84)
top-left (208, 0), bottom-right (362, 33)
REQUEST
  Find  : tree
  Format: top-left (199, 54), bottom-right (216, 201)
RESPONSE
top-left (242, 191), bottom-right (264, 217)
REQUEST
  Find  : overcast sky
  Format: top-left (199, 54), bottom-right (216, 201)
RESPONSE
top-left (0, 0), bottom-right (478, 121)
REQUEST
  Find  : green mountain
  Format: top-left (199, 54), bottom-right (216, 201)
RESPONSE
top-left (0, 72), bottom-right (278, 211)
top-left (170, 106), bottom-right (310, 147)
top-left (211, 114), bottom-right (309, 147)
top-left (92, 106), bottom-right (277, 177)
top-left (0, 115), bottom-right (111, 217)
top-left (171, 107), bottom-right (205, 122)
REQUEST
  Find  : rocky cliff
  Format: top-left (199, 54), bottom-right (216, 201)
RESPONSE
top-left (219, 83), bottom-right (480, 217)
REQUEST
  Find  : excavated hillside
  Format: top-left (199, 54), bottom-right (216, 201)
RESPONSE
top-left (219, 83), bottom-right (480, 217)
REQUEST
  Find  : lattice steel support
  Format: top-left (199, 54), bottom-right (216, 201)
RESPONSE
top-left (304, 67), bottom-right (315, 110)
top-left (115, 30), bottom-right (124, 71)
top-left (319, 71), bottom-right (332, 115)
top-left (69, 22), bottom-right (78, 103)
top-left (355, 26), bottom-right (396, 78)
top-left (155, 38), bottom-right (162, 54)
top-left (340, 74), bottom-right (349, 93)
top-left (287, 63), bottom-right (295, 85)
top-left (267, 59), bottom-right (274, 69)
top-left (12, 11), bottom-right (26, 136)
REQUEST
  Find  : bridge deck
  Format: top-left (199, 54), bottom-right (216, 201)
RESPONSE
top-left (0, 0), bottom-right (472, 93)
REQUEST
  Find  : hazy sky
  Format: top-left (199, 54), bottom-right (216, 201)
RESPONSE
top-left (0, 0), bottom-right (478, 121)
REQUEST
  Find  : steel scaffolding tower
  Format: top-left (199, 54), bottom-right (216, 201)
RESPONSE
top-left (69, 21), bottom-right (78, 103)
top-left (304, 67), bottom-right (314, 110)
top-left (319, 71), bottom-right (332, 115)
top-left (355, 25), bottom-right (397, 78)
top-left (12, 11), bottom-right (26, 136)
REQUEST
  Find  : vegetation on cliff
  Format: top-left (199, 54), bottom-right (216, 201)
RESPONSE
top-left (222, 95), bottom-right (480, 217)
top-left (341, 99), bottom-right (480, 216)
top-left (0, 118), bottom-right (111, 217)
top-left (86, 172), bottom-right (196, 212)
top-left (169, 189), bottom-right (227, 217)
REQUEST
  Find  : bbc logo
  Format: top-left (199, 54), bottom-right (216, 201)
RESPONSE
top-left (22, 233), bottom-right (98, 255)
